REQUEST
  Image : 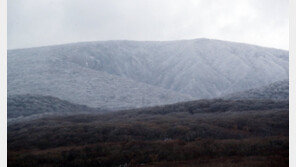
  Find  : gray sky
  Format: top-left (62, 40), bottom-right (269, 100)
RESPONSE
top-left (8, 0), bottom-right (289, 50)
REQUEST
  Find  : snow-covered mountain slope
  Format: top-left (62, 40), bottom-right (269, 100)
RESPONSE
top-left (8, 38), bottom-right (288, 108)
top-left (223, 80), bottom-right (288, 101)
top-left (8, 50), bottom-right (193, 109)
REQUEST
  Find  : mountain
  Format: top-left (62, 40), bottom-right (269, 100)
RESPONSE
top-left (7, 94), bottom-right (104, 121)
top-left (223, 80), bottom-right (288, 101)
top-left (7, 51), bottom-right (193, 109)
top-left (8, 38), bottom-right (288, 109)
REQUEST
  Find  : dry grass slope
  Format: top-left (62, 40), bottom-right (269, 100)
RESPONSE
top-left (8, 99), bottom-right (288, 167)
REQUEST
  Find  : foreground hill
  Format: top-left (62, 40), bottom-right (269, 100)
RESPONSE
top-left (8, 94), bottom-right (104, 121)
top-left (8, 99), bottom-right (288, 166)
top-left (223, 80), bottom-right (288, 100)
top-left (8, 38), bottom-right (288, 109)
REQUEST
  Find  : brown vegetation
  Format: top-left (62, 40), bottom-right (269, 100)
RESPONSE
top-left (8, 99), bottom-right (289, 166)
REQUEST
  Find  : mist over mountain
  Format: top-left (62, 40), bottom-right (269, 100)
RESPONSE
top-left (8, 38), bottom-right (288, 109)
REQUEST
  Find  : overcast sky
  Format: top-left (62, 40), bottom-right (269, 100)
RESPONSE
top-left (8, 0), bottom-right (289, 50)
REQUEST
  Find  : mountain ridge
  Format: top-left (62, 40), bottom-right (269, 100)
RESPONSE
top-left (8, 38), bottom-right (289, 51)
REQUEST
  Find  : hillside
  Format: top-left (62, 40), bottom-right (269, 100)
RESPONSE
top-left (8, 52), bottom-right (192, 109)
top-left (8, 99), bottom-right (288, 166)
top-left (8, 38), bottom-right (288, 109)
top-left (223, 80), bottom-right (288, 100)
top-left (8, 94), bottom-right (104, 121)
